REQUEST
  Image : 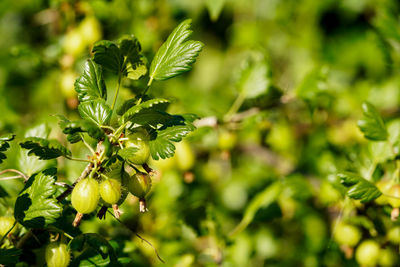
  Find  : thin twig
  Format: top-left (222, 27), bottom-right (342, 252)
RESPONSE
top-left (0, 175), bottom-right (23, 181)
top-left (0, 169), bottom-right (28, 181)
top-left (0, 221), bottom-right (17, 244)
top-left (106, 210), bottom-right (165, 263)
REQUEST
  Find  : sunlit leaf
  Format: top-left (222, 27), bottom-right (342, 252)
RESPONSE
top-left (20, 137), bottom-right (71, 160)
top-left (149, 19), bottom-right (204, 81)
top-left (78, 99), bottom-right (112, 126)
top-left (357, 102), bottom-right (388, 141)
top-left (75, 59), bottom-right (107, 102)
top-left (14, 168), bottom-right (62, 228)
top-left (338, 172), bottom-right (382, 203)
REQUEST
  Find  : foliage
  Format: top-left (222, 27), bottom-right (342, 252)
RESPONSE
top-left (2, 1), bottom-right (400, 266)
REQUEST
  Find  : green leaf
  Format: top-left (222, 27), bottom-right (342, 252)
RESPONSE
top-left (237, 55), bottom-right (270, 99)
top-left (75, 59), bottom-right (107, 102)
top-left (20, 137), bottom-right (71, 160)
top-left (59, 118), bottom-right (105, 142)
top-left (149, 19), bottom-right (204, 81)
top-left (119, 35), bottom-right (147, 80)
top-left (230, 182), bottom-right (281, 237)
top-left (92, 40), bottom-right (124, 74)
top-left (149, 123), bottom-right (196, 160)
top-left (18, 124), bottom-right (57, 176)
top-left (70, 233), bottom-right (120, 267)
top-left (120, 98), bottom-right (170, 123)
top-left (78, 99), bottom-right (112, 126)
top-left (0, 133), bottom-right (15, 164)
top-left (14, 168), bottom-right (62, 228)
top-left (357, 102), bottom-right (388, 141)
top-left (117, 147), bottom-right (138, 161)
top-left (0, 248), bottom-right (22, 265)
top-left (338, 172), bottom-right (382, 203)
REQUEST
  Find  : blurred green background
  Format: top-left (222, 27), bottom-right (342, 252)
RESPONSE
top-left (2, 0), bottom-right (400, 266)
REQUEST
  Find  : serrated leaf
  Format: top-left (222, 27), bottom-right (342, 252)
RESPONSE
top-left (149, 123), bottom-right (196, 160)
top-left (75, 59), bottom-right (107, 102)
top-left (92, 40), bottom-right (124, 74)
top-left (149, 19), bottom-right (204, 81)
top-left (59, 119), bottom-right (105, 142)
top-left (117, 147), bottom-right (138, 161)
top-left (78, 99), bottom-right (112, 126)
top-left (120, 98), bottom-right (170, 123)
top-left (338, 172), bottom-right (382, 203)
top-left (20, 137), bottom-right (71, 160)
top-left (357, 102), bottom-right (388, 141)
top-left (237, 56), bottom-right (270, 99)
top-left (70, 233), bottom-right (120, 267)
top-left (0, 134), bottom-right (15, 164)
top-left (18, 124), bottom-right (56, 176)
top-left (117, 98), bottom-right (169, 117)
top-left (14, 168), bottom-right (62, 228)
top-left (0, 248), bottom-right (22, 265)
top-left (119, 35), bottom-right (147, 80)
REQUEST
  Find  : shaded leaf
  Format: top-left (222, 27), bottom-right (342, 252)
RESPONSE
top-left (117, 147), bottom-right (138, 161)
top-left (0, 248), bottom-right (22, 265)
top-left (149, 123), bottom-right (196, 160)
top-left (92, 40), bottom-right (124, 74)
top-left (20, 137), bottom-right (71, 160)
top-left (0, 133), bottom-right (15, 164)
top-left (59, 119), bottom-right (106, 142)
top-left (14, 168), bottom-right (62, 228)
top-left (149, 19), bottom-right (204, 81)
top-left (78, 99), bottom-right (112, 126)
top-left (357, 102), bottom-right (388, 141)
top-left (75, 59), bottom-right (107, 102)
top-left (70, 233), bottom-right (120, 267)
top-left (338, 172), bottom-right (382, 203)
top-left (120, 98), bottom-right (170, 123)
top-left (18, 124), bottom-right (56, 176)
top-left (119, 35), bottom-right (147, 80)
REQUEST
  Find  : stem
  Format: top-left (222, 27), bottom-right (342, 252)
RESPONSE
top-left (111, 74), bottom-right (122, 111)
top-left (0, 169), bottom-right (28, 181)
top-left (63, 232), bottom-right (74, 240)
top-left (65, 156), bottom-right (92, 163)
top-left (0, 221), bottom-right (17, 244)
top-left (224, 91), bottom-right (246, 122)
top-left (0, 175), bottom-right (23, 181)
top-left (80, 134), bottom-right (96, 155)
top-left (137, 77), bottom-right (154, 105)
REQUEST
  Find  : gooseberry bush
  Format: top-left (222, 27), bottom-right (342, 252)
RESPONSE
top-left (0, 19), bottom-right (203, 266)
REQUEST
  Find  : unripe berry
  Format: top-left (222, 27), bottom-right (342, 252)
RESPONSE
top-left (125, 131), bottom-right (150, 165)
top-left (100, 179), bottom-right (121, 205)
top-left (333, 222), bottom-right (361, 247)
top-left (355, 240), bottom-right (380, 267)
top-left (175, 141), bottom-right (194, 171)
top-left (218, 130), bottom-right (237, 151)
top-left (375, 179), bottom-right (392, 205)
top-left (45, 242), bottom-right (70, 267)
top-left (387, 184), bottom-right (400, 208)
top-left (125, 172), bottom-right (152, 199)
top-left (71, 178), bottom-right (100, 214)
